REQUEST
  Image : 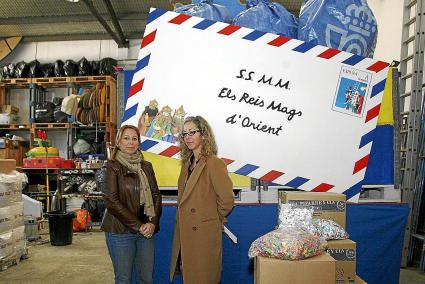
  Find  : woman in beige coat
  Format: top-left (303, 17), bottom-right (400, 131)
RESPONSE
top-left (170, 116), bottom-right (235, 284)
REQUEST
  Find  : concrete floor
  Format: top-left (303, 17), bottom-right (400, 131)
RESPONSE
top-left (0, 229), bottom-right (114, 284)
top-left (0, 228), bottom-right (424, 284)
top-left (399, 267), bottom-right (425, 284)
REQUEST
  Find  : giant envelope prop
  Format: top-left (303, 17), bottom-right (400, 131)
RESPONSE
top-left (122, 8), bottom-right (390, 202)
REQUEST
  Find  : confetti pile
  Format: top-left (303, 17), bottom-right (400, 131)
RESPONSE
top-left (248, 228), bottom-right (328, 260)
top-left (277, 203), bottom-right (314, 231)
top-left (312, 219), bottom-right (349, 240)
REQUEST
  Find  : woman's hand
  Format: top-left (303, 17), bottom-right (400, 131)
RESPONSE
top-left (139, 223), bottom-right (155, 238)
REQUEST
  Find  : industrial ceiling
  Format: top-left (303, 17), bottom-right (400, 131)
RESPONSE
top-left (0, 0), bottom-right (304, 47)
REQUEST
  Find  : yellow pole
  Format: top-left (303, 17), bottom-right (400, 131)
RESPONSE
top-left (44, 138), bottom-right (50, 213)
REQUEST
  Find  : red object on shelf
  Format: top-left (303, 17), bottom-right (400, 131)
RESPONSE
top-left (61, 159), bottom-right (75, 169)
top-left (36, 129), bottom-right (47, 140)
top-left (23, 157), bottom-right (63, 168)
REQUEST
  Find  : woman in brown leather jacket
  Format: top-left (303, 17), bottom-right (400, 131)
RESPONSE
top-left (101, 125), bottom-right (162, 284)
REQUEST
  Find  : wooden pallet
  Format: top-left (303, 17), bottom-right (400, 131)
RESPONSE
top-left (1, 76), bottom-right (115, 86)
top-left (0, 252), bottom-right (28, 272)
top-left (0, 123), bottom-right (31, 129)
top-left (32, 123), bottom-right (71, 129)
top-left (0, 78), bottom-right (32, 86)
top-left (72, 76), bottom-right (112, 83)
top-left (32, 77), bottom-right (72, 84)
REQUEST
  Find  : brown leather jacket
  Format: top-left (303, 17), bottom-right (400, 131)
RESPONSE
top-left (100, 159), bottom-right (162, 234)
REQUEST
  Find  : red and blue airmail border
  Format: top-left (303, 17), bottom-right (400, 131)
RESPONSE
top-left (122, 8), bottom-right (389, 202)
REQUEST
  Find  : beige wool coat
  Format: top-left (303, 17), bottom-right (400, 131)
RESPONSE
top-left (169, 155), bottom-right (235, 284)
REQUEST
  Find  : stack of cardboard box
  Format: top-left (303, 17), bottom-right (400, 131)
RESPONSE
top-left (0, 159), bottom-right (26, 269)
top-left (0, 105), bottom-right (19, 115)
top-left (254, 191), bottom-right (367, 284)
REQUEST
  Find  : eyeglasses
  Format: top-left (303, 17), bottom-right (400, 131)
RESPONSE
top-left (181, 129), bottom-right (201, 138)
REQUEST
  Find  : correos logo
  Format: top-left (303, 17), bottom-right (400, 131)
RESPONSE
top-left (346, 249), bottom-right (356, 260)
top-left (337, 201), bottom-right (346, 211)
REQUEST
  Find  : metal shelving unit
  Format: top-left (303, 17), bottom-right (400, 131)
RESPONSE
top-left (399, 0), bottom-right (425, 269)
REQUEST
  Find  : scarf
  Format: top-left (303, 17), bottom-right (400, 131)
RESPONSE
top-left (115, 150), bottom-right (156, 219)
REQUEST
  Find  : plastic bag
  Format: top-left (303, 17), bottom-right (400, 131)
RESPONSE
top-left (2, 65), bottom-right (12, 79)
top-left (40, 63), bottom-right (54, 77)
top-left (233, 0), bottom-right (298, 38)
top-left (64, 60), bottom-right (78, 77)
top-left (29, 60), bottom-right (42, 78)
top-left (82, 199), bottom-right (105, 222)
top-left (54, 106), bottom-right (68, 123)
top-left (14, 61), bottom-right (29, 78)
top-left (34, 102), bottom-right (55, 123)
top-left (52, 97), bottom-right (63, 106)
top-left (73, 138), bottom-right (92, 155)
top-left (5, 63), bottom-right (16, 78)
top-left (277, 203), bottom-right (315, 232)
top-left (73, 209), bottom-right (91, 232)
top-left (312, 219), bottom-right (349, 240)
top-left (54, 60), bottom-right (65, 77)
top-left (298, 0), bottom-right (377, 58)
top-left (175, 0), bottom-right (232, 23)
top-left (0, 230), bottom-right (13, 260)
top-left (78, 57), bottom-right (92, 76)
top-left (248, 227), bottom-right (328, 260)
top-left (99, 58), bottom-right (117, 76)
top-left (91, 61), bottom-right (99, 76)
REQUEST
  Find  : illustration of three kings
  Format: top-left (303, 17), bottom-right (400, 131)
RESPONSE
top-left (138, 99), bottom-right (187, 143)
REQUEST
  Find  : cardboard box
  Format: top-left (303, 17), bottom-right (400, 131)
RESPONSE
top-left (0, 139), bottom-right (28, 167)
top-left (0, 159), bottom-right (16, 174)
top-left (327, 239), bottom-right (356, 284)
top-left (356, 275), bottom-right (367, 284)
top-left (255, 253), bottom-right (336, 284)
top-left (88, 161), bottom-right (103, 169)
top-left (0, 113), bottom-right (18, 124)
top-left (23, 157), bottom-right (63, 168)
top-left (0, 105), bottom-right (19, 114)
top-left (279, 191), bottom-right (346, 227)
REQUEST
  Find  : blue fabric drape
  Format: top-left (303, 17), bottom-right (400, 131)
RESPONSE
top-left (145, 204), bottom-right (408, 284)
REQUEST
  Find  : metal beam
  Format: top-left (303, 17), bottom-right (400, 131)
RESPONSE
top-left (0, 15), bottom-right (96, 25)
top-left (102, 0), bottom-right (128, 48)
top-left (81, 0), bottom-right (128, 48)
top-left (0, 13), bottom-right (148, 25)
top-left (20, 32), bottom-right (144, 43)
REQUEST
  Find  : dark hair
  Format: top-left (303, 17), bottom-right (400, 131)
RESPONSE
top-left (111, 124), bottom-right (144, 160)
top-left (178, 116), bottom-right (217, 164)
